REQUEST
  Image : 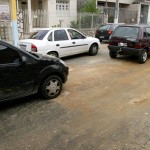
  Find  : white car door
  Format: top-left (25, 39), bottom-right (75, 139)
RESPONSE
top-left (67, 29), bottom-right (89, 54)
top-left (46, 29), bottom-right (75, 57)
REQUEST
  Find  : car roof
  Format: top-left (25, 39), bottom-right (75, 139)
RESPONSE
top-left (116, 24), bottom-right (150, 28)
top-left (102, 23), bottom-right (125, 25)
top-left (32, 27), bottom-right (76, 32)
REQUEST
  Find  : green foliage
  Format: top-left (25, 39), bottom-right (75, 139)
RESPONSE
top-left (80, 0), bottom-right (98, 13)
top-left (70, 20), bottom-right (79, 29)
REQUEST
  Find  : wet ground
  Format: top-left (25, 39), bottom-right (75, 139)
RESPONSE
top-left (1, 43), bottom-right (150, 150)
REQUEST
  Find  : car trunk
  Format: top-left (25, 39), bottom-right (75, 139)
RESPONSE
top-left (19, 39), bottom-right (39, 51)
top-left (109, 26), bottom-right (141, 49)
top-left (110, 36), bottom-right (141, 48)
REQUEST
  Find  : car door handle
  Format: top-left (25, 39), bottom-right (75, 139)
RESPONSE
top-left (72, 42), bottom-right (75, 44)
top-left (56, 44), bottom-right (60, 47)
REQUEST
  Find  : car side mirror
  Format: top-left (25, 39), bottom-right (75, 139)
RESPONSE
top-left (22, 56), bottom-right (27, 65)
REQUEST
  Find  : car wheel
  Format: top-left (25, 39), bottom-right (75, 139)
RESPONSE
top-left (138, 49), bottom-right (147, 64)
top-left (109, 51), bottom-right (117, 58)
top-left (48, 52), bottom-right (58, 58)
top-left (89, 44), bottom-right (98, 56)
top-left (40, 75), bottom-right (62, 99)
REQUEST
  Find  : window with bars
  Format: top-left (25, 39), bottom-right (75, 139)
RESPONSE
top-left (56, 0), bottom-right (69, 11)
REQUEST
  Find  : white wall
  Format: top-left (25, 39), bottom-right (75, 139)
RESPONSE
top-left (147, 5), bottom-right (150, 23)
top-left (48, 0), bottom-right (77, 27)
top-left (48, 0), bottom-right (58, 27)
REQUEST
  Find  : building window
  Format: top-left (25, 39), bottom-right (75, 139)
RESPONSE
top-left (56, 0), bottom-right (69, 11)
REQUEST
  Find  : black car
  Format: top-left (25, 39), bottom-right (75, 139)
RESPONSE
top-left (108, 24), bottom-right (150, 64)
top-left (0, 40), bottom-right (69, 101)
top-left (95, 23), bottom-right (124, 42)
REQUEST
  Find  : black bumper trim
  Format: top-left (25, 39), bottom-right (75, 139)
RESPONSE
top-left (108, 45), bottom-right (143, 56)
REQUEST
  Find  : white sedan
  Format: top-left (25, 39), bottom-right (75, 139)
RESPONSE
top-left (19, 28), bottom-right (101, 58)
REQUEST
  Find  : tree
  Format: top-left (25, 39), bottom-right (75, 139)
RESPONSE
top-left (80, 0), bottom-right (98, 13)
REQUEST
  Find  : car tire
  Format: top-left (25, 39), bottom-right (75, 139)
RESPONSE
top-left (40, 75), bottom-right (62, 100)
top-left (138, 49), bottom-right (148, 64)
top-left (109, 51), bottom-right (117, 58)
top-left (48, 52), bottom-right (58, 58)
top-left (89, 44), bottom-right (98, 56)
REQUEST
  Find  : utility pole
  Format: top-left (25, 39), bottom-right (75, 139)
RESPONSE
top-left (105, 0), bottom-right (108, 23)
top-left (27, 0), bottom-right (32, 32)
top-left (114, 0), bottom-right (119, 23)
top-left (10, 0), bottom-right (19, 46)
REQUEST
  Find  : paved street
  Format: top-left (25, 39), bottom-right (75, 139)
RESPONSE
top-left (1, 43), bottom-right (150, 150)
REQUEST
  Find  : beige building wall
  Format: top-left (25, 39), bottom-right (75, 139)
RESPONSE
top-left (48, 0), bottom-right (77, 27)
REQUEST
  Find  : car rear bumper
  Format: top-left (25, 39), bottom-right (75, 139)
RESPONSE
top-left (95, 35), bottom-right (110, 41)
top-left (108, 45), bottom-right (143, 56)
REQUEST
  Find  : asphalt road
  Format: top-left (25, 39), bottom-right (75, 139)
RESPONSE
top-left (1, 43), bottom-right (150, 150)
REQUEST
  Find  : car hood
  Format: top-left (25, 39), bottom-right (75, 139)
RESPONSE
top-left (31, 52), bottom-right (68, 68)
top-left (86, 36), bottom-right (100, 42)
top-left (30, 51), bottom-right (58, 61)
top-left (86, 36), bottom-right (101, 46)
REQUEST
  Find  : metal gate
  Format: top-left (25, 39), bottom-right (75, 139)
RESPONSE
top-left (0, 0), bottom-right (12, 43)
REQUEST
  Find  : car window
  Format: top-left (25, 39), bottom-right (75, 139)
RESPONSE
top-left (29, 30), bottom-right (49, 40)
top-left (99, 25), bottom-right (111, 30)
top-left (54, 30), bottom-right (68, 41)
top-left (112, 26), bottom-right (139, 38)
top-left (48, 32), bottom-right (53, 41)
top-left (144, 28), bottom-right (150, 38)
top-left (0, 44), bottom-right (21, 64)
top-left (67, 29), bottom-right (85, 40)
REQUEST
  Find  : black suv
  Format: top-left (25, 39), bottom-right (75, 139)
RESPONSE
top-left (95, 23), bottom-right (124, 42)
top-left (0, 40), bottom-right (69, 101)
top-left (108, 24), bottom-right (150, 64)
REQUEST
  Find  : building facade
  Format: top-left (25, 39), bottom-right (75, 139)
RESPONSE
top-left (17, 0), bottom-right (77, 31)
top-left (96, 0), bottom-right (150, 24)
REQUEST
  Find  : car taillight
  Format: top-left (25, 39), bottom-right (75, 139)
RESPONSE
top-left (107, 30), bottom-right (113, 35)
top-left (135, 42), bottom-right (142, 49)
top-left (31, 44), bottom-right (37, 52)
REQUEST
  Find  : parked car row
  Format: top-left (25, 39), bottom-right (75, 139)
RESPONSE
top-left (0, 28), bottom-right (101, 102)
top-left (1, 24), bottom-right (150, 102)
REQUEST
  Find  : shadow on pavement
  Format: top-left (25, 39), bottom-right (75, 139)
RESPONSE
top-left (0, 94), bottom-right (40, 111)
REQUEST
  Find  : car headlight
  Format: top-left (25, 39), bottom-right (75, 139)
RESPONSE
top-left (59, 59), bottom-right (68, 67)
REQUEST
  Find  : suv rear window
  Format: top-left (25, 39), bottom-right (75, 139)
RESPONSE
top-left (29, 30), bottom-right (49, 40)
top-left (112, 26), bottom-right (139, 38)
top-left (99, 25), bottom-right (111, 30)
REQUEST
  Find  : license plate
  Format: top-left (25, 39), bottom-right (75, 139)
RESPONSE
top-left (20, 45), bottom-right (26, 50)
top-left (118, 43), bottom-right (127, 47)
top-left (100, 36), bottom-right (104, 38)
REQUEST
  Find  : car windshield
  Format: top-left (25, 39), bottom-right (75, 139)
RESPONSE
top-left (112, 26), bottom-right (139, 38)
top-left (29, 30), bottom-right (49, 40)
top-left (99, 25), bottom-right (111, 30)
